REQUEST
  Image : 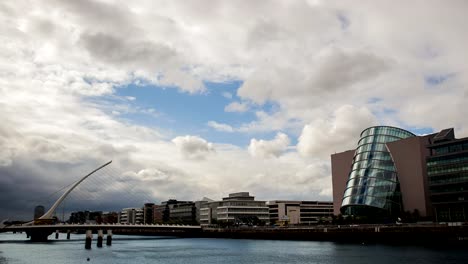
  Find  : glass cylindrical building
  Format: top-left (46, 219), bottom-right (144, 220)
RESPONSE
top-left (340, 126), bottom-right (415, 217)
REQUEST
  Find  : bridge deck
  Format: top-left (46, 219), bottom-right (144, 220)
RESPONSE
top-left (2, 224), bottom-right (201, 232)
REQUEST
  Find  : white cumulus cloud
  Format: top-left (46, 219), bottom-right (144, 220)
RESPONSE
top-left (224, 101), bottom-right (250, 112)
top-left (207, 121), bottom-right (234, 132)
top-left (248, 132), bottom-right (290, 158)
top-left (297, 105), bottom-right (378, 158)
top-left (172, 135), bottom-right (214, 160)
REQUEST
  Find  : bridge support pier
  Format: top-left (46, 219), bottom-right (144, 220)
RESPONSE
top-left (106, 230), bottom-right (112, 246)
top-left (27, 230), bottom-right (53, 242)
top-left (55, 230), bottom-right (59, 239)
top-left (67, 230), bottom-right (71, 240)
top-left (97, 230), bottom-right (103, 248)
top-left (85, 230), bottom-right (92, 250)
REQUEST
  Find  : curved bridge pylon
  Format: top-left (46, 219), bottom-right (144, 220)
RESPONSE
top-left (28, 160), bottom-right (112, 225)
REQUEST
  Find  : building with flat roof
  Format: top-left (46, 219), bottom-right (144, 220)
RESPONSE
top-left (200, 192), bottom-right (269, 226)
top-left (119, 208), bottom-right (143, 224)
top-left (169, 202), bottom-right (197, 224)
top-left (426, 128), bottom-right (468, 222)
top-left (268, 200), bottom-right (333, 225)
top-left (332, 126), bottom-right (468, 222)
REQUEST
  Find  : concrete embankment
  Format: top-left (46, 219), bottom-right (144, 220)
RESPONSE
top-left (115, 224), bottom-right (468, 245)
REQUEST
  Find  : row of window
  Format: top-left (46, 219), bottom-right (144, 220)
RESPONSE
top-left (433, 142), bottom-right (468, 155)
top-left (220, 202), bottom-right (266, 207)
top-left (354, 150), bottom-right (393, 163)
top-left (433, 205), bottom-right (468, 221)
top-left (344, 183), bottom-right (397, 196)
top-left (430, 183), bottom-right (468, 194)
top-left (357, 134), bottom-right (404, 148)
top-left (343, 189), bottom-right (398, 201)
top-left (348, 168), bottom-right (398, 182)
top-left (341, 194), bottom-right (397, 209)
top-left (429, 172), bottom-right (468, 185)
top-left (431, 193), bottom-right (468, 203)
top-left (427, 163), bottom-right (468, 176)
top-left (217, 208), bottom-right (269, 213)
top-left (427, 152), bottom-right (468, 166)
top-left (360, 126), bottom-right (415, 139)
top-left (351, 159), bottom-right (396, 172)
top-left (356, 142), bottom-right (389, 154)
top-left (346, 177), bottom-right (399, 191)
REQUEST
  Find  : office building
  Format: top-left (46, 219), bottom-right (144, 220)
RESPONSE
top-left (268, 200), bottom-right (333, 225)
top-left (68, 211), bottom-right (103, 224)
top-left (34, 205), bottom-right (45, 220)
top-left (169, 202), bottom-right (197, 224)
top-left (119, 208), bottom-right (143, 224)
top-left (153, 199), bottom-right (194, 224)
top-left (426, 128), bottom-right (468, 222)
top-left (200, 192), bottom-right (269, 226)
top-left (143, 203), bottom-right (155, 224)
top-left (332, 126), bottom-right (468, 222)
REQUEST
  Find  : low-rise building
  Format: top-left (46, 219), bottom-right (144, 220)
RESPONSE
top-left (119, 208), bottom-right (143, 224)
top-left (268, 201), bottom-right (333, 225)
top-left (153, 199), bottom-right (194, 224)
top-left (143, 203), bottom-right (155, 224)
top-left (68, 211), bottom-right (103, 224)
top-left (169, 202), bottom-right (196, 224)
top-left (200, 192), bottom-right (269, 226)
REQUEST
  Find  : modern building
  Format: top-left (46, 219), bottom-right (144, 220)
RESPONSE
top-left (34, 205), bottom-right (45, 220)
top-left (119, 208), bottom-right (144, 224)
top-left (101, 211), bottom-right (118, 224)
top-left (200, 192), bottom-right (269, 226)
top-left (169, 202), bottom-right (197, 224)
top-left (426, 128), bottom-right (468, 222)
top-left (332, 126), bottom-right (468, 222)
top-left (68, 211), bottom-right (103, 224)
top-left (143, 203), bottom-right (155, 224)
top-left (153, 199), bottom-right (194, 224)
top-left (268, 201), bottom-right (333, 225)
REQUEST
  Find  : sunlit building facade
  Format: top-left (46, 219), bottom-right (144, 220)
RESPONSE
top-left (200, 192), bottom-right (269, 226)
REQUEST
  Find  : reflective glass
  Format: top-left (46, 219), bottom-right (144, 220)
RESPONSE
top-left (341, 126), bottom-right (415, 216)
top-left (354, 151), bottom-right (393, 162)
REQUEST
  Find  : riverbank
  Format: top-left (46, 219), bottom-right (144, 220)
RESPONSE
top-left (113, 224), bottom-right (468, 245)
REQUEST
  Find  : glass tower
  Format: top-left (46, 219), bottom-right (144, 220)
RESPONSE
top-left (341, 126), bottom-right (415, 217)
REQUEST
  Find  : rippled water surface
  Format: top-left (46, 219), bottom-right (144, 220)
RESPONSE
top-left (1, 233), bottom-right (468, 264)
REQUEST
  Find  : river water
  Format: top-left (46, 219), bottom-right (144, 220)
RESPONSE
top-left (1, 233), bottom-right (468, 264)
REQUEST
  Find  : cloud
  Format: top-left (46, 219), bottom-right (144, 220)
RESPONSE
top-left (297, 105), bottom-right (378, 158)
top-left (222, 92), bottom-right (233, 99)
top-left (224, 101), bottom-right (250, 112)
top-left (207, 121), bottom-right (234, 132)
top-left (310, 48), bottom-right (390, 91)
top-left (1, 0), bottom-right (468, 220)
top-left (123, 168), bottom-right (170, 182)
top-left (172, 135), bottom-right (215, 160)
top-left (248, 132), bottom-right (290, 158)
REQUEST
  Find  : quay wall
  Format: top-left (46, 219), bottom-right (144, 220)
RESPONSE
top-left (114, 224), bottom-right (468, 245)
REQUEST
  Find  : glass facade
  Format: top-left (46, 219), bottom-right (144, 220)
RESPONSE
top-left (341, 126), bottom-right (415, 217)
top-left (427, 140), bottom-right (468, 222)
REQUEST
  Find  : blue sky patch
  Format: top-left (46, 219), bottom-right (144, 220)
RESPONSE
top-left (104, 80), bottom-right (282, 146)
top-left (425, 73), bottom-right (454, 86)
top-left (337, 13), bottom-right (350, 30)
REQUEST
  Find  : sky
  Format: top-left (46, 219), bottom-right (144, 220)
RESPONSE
top-left (1, 0), bottom-right (468, 220)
